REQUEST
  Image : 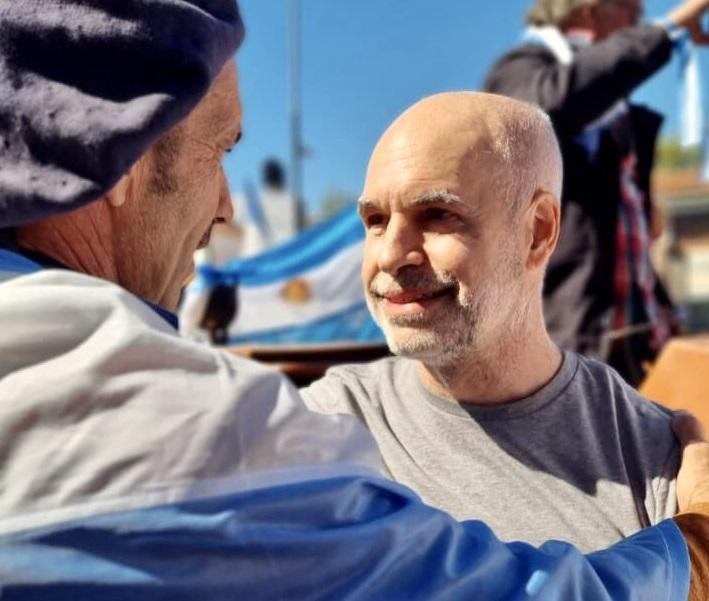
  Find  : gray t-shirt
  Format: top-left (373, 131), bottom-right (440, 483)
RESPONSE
top-left (302, 352), bottom-right (679, 552)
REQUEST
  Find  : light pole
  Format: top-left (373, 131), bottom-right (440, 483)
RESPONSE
top-left (287, 0), bottom-right (306, 230)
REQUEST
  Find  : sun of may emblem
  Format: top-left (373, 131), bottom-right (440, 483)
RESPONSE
top-left (280, 278), bottom-right (311, 304)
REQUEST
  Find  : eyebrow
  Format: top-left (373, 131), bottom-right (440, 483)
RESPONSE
top-left (357, 190), bottom-right (464, 215)
top-left (357, 196), bottom-right (377, 216)
top-left (409, 190), bottom-right (464, 207)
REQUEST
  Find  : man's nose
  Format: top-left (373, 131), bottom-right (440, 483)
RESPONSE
top-left (377, 215), bottom-right (424, 274)
top-left (216, 167), bottom-right (234, 223)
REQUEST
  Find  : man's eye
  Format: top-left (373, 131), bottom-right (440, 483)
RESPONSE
top-left (364, 214), bottom-right (387, 229)
top-left (423, 208), bottom-right (455, 221)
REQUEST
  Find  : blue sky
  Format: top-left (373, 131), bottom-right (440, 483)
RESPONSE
top-left (227, 0), bottom-right (708, 217)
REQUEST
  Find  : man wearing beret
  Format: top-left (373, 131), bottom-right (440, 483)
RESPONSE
top-left (0, 1), bottom-right (709, 598)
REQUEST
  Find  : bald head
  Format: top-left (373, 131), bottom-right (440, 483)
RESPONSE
top-left (365, 92), bottom-right (562, 216)
top-left (360, 92), bottom-right (563, 369)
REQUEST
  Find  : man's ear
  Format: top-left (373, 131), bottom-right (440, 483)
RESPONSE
top-left (524, 190), bottom-right (560, 270)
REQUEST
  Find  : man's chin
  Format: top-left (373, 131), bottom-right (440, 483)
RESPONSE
top-left (383, 327), bottom-right (443, 358)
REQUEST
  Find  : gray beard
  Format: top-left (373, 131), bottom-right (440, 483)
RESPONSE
top-left (367, 258), bottom-right (524, 368)
top-left (366, 269), bottom-right (483, 367)
top-left (377, 299), bottom-right (479, 365)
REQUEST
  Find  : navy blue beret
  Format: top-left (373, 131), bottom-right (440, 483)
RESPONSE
top-left (0, 0), bottom-right (244, 228)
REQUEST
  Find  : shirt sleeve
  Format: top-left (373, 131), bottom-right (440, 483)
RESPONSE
top-left (301, 368), bottom-right (358, 415)
top-left (483, 24), bottom-right (672, 135)
top-left (0, 475), bottom-right (690, 601)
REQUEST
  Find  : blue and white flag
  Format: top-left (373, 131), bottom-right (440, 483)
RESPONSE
top-left (676, 34), bottom-right (704, 149)
top-left (672, 27), bottom-right (708, 182)
top-left (182, 205), bottom-right (385, 345)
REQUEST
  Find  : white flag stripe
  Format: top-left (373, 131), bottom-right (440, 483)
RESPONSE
top-left (232, 241), bottom-right (365, 335)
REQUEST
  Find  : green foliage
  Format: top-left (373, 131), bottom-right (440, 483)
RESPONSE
top-left (655, 136), bottom-right (703, 169)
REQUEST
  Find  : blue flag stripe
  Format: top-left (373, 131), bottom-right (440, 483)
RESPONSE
top-left (206, 205), bottom-right (363, 287)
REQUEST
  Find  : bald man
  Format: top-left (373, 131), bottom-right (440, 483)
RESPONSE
top-left (303, 92), bottom-right (678, 552)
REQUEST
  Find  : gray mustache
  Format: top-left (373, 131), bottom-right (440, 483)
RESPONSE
top-left (369, 268), bottom-right (458, 297)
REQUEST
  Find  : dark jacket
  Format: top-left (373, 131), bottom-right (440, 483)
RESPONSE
top-left (483, 24), bottom-right (674, 359)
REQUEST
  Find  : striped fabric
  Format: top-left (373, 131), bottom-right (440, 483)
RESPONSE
top-left (181, 206), bottom-right (385, 345)
top-left (613, 151), bottom-right (671, 349)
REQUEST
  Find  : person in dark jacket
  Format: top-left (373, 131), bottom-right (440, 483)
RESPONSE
top-left (483, 0), bottom-right (709, 384)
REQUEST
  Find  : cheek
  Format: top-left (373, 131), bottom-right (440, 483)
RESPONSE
top-left (422, 235), bottom-right (470, 273)
top-left (427, 238), bottom-right (504, 299)
top-left (181, 178), bottom-right (222, 226)
top-left (361, 240), bottom-right (378, 287)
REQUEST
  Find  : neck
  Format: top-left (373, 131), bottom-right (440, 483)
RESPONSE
top-left (15, 205), bottom-right (119, 283)
top-left (417, 308), bottom-right (562, 405)
top-left (561, 27), bottom-right (595, 42)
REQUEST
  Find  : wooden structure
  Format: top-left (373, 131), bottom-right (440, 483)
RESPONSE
top-left (228, 342), bottom-right (390, 386)
top-left (640, 335), bottom-right (709, 428)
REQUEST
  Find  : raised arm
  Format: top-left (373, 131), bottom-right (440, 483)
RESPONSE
top-left (483, 25), bottom-right (672, 134)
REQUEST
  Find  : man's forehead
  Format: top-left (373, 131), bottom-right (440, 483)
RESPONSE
top-left (189, 61), bottom-right (242, 144)
top-left (363, 132), bottom-right (498, 206)
top-left (370, 110), bottom-right (498, 172)
top-left (361, 92), bottom-right (534, 215)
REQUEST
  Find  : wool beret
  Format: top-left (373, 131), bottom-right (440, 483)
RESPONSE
top-left (0, 0), bottom-right (244, 227)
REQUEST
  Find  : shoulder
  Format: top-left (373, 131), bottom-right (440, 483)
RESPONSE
top-left (574, 353), bottom-right (675, 435)
top-left (483, 44), bottom-right (559, 98)
top-left (490, 43), bottom-right (556, 66)
top-left (0, 268), bottom-right (176, 338)
top-left (574, 354), bottom-right (679, 501)
top-left (301, 356), bottom-right (409, 414)
top-left (484, 43), bottom-right (556, 88)
top-left (573, 354), bottom-right (679, 518)
top-left (0, 270), bottom-right (384, 530)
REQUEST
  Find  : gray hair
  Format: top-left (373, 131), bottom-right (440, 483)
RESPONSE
top-left (525, 0), bottom-right (597, 26)
top-left (487, 100), bottom-right (563, 218)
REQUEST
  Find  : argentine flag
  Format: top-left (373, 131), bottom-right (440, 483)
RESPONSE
top-left (181, 206), bottom-right (384, 345)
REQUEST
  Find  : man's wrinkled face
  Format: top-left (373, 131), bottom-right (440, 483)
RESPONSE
top-left (115, 59), bottom-right (242, 310)
top-left (360, 125), bottom-right (526, 367)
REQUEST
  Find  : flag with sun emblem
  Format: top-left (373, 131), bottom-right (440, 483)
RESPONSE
top-left (181, 206), bottom-right (385, 345)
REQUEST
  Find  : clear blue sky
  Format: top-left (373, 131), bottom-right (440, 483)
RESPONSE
top-left (226, 0), bottom-right (708, 217)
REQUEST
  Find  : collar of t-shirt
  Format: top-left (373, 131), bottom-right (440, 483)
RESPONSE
top-left (413, 350), bottom-right (579, 421)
